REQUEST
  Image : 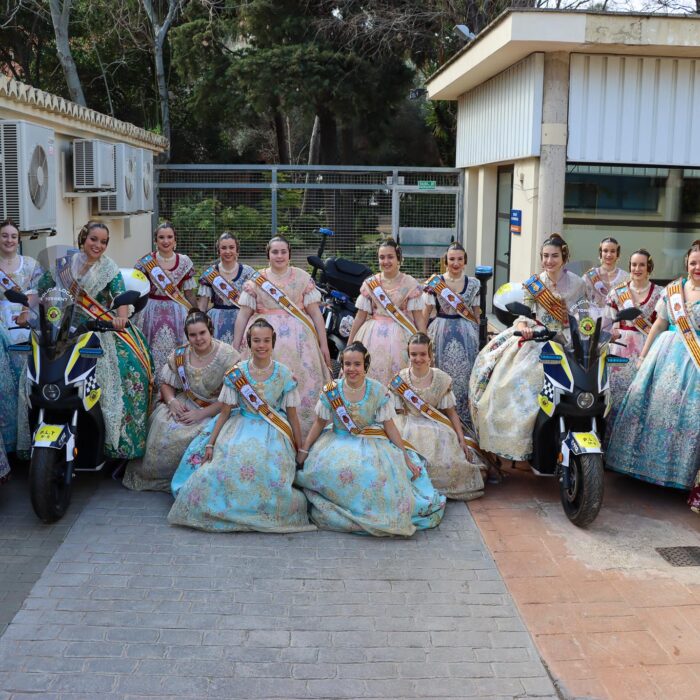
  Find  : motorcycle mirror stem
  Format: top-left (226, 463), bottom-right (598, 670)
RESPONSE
top-left (4, 289), bottom-right (29, 306)
top-left (506, 301), bottom-right (533, 318)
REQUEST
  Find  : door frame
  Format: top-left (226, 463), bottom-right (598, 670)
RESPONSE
top-left (494, 165), bottom-right (514, 290)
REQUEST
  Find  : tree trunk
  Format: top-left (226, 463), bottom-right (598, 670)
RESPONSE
top-left (48, 0), bottom-right (86, 106)
top-left (272, 100), bottom-right (290, 164)
top-left (317, 106), bottom-right (339, 165)
top-left (301, 116), bottom-right (321, 216)
top-left (153, 34), bottom-right (171, 161)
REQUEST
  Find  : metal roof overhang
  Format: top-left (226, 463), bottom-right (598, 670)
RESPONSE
top-left (427, 10), bottom-right (700, 101)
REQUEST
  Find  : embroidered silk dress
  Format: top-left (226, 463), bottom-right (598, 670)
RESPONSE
top-left (238, 267), bottom-right (329, 434)
top-left (122, 341), bottom-right (238, 492)
top-left (582, 266), bottom-right (629, 313)
top-left (469, 270), bottom-right (588, 461)
top-left (18, 253), bottom-right (154, 459)
top-left (198, 262), bottom-right (256, 344)
top-left (295, 378), bottom-right (446, 536)
top-left (424, 275), bottom-right (480, 426)
top-left (392, 368), bottom-right (484, 501)
top-left (0, 255), bottom-right (43, 344)
top-left (354, 273), bottom-right (425, 387)
top-left (168, 361), bottom-right (315, 533)
top-left (135, 253), bottom-right (197, 381)
top-left (607, 282), bottom-right (700, 492)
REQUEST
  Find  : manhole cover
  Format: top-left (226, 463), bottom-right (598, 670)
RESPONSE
top-left (656, 547), bottom-right (700, 567)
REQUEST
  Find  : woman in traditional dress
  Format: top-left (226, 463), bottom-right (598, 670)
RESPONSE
top-left (123, 311), bottom-right (238, 492)
top-left (135, 221), bottom-right (197, 380)
top-left (231, 235), bottom-right (331, 434)
top-left (169, 319), bottom-right (314, 533)
top-left (581, 236), bottom-right (629, 313)
top-left (0, 218), bottom-right (43, 469)
top-left (347, 239), bottom-right (426, 387)
top-left (196, 232), bottom-right (255, 345)
top-left (470, 234), bottom-right (588, 466)
top-left (423, 242), bottom-right (480, 427)
top-left (603, 249), bottom-right (663, 441)
top-left (607, 241), bottom-right (700, 505)
top-left (19, 221), bottom-right (153, 459)
top-left (295, 341), bottom-right (445, 536)
top-left (391, 333), bottom-right (484, 501)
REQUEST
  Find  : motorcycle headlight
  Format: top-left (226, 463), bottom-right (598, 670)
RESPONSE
top-left (576, 392), bottom-right (595, 410)
top-left (42, 383), bottom-right (61, 401)
top-left (338, 315), bottom-right (354, 339)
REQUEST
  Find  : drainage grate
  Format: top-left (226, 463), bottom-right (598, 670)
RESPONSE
top-left (656, 546), bottom-right (700, 567)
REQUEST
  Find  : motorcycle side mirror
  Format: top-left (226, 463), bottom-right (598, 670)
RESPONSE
top-left (4, 289), bottom-right (29, 306)
top-left (307, 255), bottom-right (325, 271)
top-left (110, 290), bottom-right (141, 309)
top-left (614, 307), bottom-right (642, 322)
top-left (506, 302), bottom-right (533, 318)
top-left (318, 227), bottom-right (335, 237)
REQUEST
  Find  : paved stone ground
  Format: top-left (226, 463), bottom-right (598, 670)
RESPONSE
top-left (0, 479), bottom-right (559, 699)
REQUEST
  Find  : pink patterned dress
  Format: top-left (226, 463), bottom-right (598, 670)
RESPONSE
top-left (354, 273), bottom-right (424, 386)
top-left (135, 253), bottom-right (197, 382)
top-left (238, 266), bottom-right (330, 434)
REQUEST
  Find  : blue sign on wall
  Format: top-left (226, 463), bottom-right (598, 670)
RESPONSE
top-left (510, 209), bottom-right (522, 236)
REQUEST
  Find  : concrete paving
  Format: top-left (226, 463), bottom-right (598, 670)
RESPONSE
top-left (0, 479), bottom-right (558, 699)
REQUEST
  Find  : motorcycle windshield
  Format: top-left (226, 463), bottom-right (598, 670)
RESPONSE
top-left (565, 300), bottom-right (611, 369)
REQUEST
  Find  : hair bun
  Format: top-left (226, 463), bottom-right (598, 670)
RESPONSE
top-left (548, 233), bottom-right (563, 241)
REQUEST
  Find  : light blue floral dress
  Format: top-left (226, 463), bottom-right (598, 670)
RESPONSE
top-left (606, 281), bottom-right (700, 490)
top-left (295, 378), bottom-right (446, 537)
top-left (168, 360), bottom-right (315, 533)
top-left (197, 262), bottom-right (256, 344)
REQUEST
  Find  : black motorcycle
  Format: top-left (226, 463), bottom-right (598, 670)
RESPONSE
top-left (7, 271), bottom-right (142, 523)
top-left (308, 228), bottom-right (372, 375)
top-left (508, 299), bottom-right (641, 527)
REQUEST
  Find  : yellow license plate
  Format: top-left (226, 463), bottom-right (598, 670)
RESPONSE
top-left (573, 432), bottom-right (601, 450)
top-left (36, 425), bottom-right (62, 442)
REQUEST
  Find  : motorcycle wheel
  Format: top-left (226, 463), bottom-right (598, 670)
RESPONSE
top-left (29, 447), bottom-right (72, 524)
top-left (559, 453), bottom-right (604, 528)
top-left (331, 359), bottom-right (342, 379)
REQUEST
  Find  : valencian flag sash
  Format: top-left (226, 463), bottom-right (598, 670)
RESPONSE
top-left (201, 265), bottom-right (240, 307)
top-left (425, 274), bottom-right (477, 323)
top-left (322, 380), bottom-right (416, 451)
top-left (0, 269), bottom-right (22, 294)
top-left (252, 271), bottom-right (318, 339)
top-left (174, 345), bottom-right (216, 408)
top-left (226, 364), bottom-right (295, 447)
top-left (137, 253), bottom-right (191, 309)
top-left (56, 260), bottom-right (153, 383)
top-left (667, 279), bottom-right (700, 371)
top-left (523, 274), bottom-right (568, 326)
top-left (366, 276), bottom-right (417, 335)
top-left (585, 267), bottom-right (609, 298)
top-left (389, 374), bottom-right (454, 429)
top-left (612, 283), bottom-right (653, 335)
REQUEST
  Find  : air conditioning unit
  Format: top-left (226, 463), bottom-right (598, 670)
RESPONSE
top-left (137, 148), bottom-right (154, 212)
top-left (0, 120), bottom-right (56, 231)
top-left (98, 143), bottom-right (138, 214)
top-left (73, 139), bottom-right (115, 191)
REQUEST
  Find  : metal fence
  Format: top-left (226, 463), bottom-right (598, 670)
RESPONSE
top-left (156, 165), bottom-right (463, 278)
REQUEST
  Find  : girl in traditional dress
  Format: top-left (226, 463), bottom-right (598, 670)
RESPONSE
top-left (581, 237), bottom-right (629, 312)
top-left (347, 239), bottom-right (426, 387)
top-left (169, 319), bottom-right (314, 533)
top-left (470, 234), bottom-right (588, 466)
top-left (196, 232), bottom-right (255, 345)
top-left (295, 341), bottom-right (445, 537)
top-left (123, 311), bottom-right (238, 492)
top-left (0, 219), bottom-right (43, 468)
top-left (231, 235), bottom-right (331, 434)
top-left (603, 249), bottom-right (663, 440)
top-left (423, 242), bottom-right (480, 427)
top-left (391, 333), bottom-right (484, 501)
top-left (135, 222), bottom-right (197, 380)
top-left (607, 241), bottom-right (700, 505)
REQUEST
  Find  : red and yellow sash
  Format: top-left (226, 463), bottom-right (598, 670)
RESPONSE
top-left (201, 265), bottom-right (240, 307)
top-left (523, 275), bottom-right (568, 326)
top-left (667, 279), bottom-right (700, 371)
top-left (227, 364), bottom-right (296, 447)
top-left (137, 253), bottom-right (191, 309)
top-left (366, 276), bottom-right (417, 335)
top-left (389, 374), bottom-right (453, 429)
top-left (425, 274), bottom-right (477, 323)
top-left (612, 283), bottom-right (653, 335)
top-left (253, 272), bottom-right (318, 339)
top-left (174, 345), bottom-right (216, 408)
top-left (586, 267), bottom-right (609, 298)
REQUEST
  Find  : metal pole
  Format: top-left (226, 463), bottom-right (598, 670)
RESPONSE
top-left (391, 169), bottom-right (400, 241)
top-left (271, 167), bottom-right (278, 234)
top-left (475, 265), bottom-right (493, 349)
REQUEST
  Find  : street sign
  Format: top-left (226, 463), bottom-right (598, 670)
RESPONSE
top-left (418, 180), bottom-right (437, 190)
top-left (510, 209), bottom-right (522, 235)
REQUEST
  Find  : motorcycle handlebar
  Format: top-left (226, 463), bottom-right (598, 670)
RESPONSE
top-left (513, 329), bottom-right (555, 341)
top-left (84, 319), bottom-right (130, 332)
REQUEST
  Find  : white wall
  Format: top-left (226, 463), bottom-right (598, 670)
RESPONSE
top-left (456, 53), bottom-right (544, 168)
top-left (568, 54), bottom-right (700, 166)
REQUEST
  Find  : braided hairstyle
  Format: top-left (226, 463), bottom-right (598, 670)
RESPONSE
top-left (184, 309), bottom-right (213, 336)
top-left (685, 239), bottom-right (700, 268)
top-left (629, 248), bottom-right (654, 274)
top-left (340, 341), bottom-right (371, 372)
top-left (246, 317), bottom-right (277, 348)
top-left (378, 237), bottom-right (402, 263)
top-left (599, 236), bottom-right (621, 259)
top-left (78, 220), bottom-right (110, 248)
top-left (541, 233), bottom-right (569, 263)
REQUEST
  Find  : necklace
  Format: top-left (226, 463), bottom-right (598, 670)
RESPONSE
top-left (381, 272), bottom-right (400, 288)
top-left (344, 379), bottom-right (365, 397)
top-left (191, 343), bottom-right (216, 362)
top-left (268, 266), bottom-right (290, 278)
top-left (0, 255), bottom-right (19, 268)
top-left (444, 272), bottom-right (464, 282)
top-left (219, 262), bottom-right (238, 275)
top-left (409, 367), bottom-right (432, 389)
top-left (630, 281), bottom-right (651, 295)
top-left (545, 272), bottom-right (561, 289)
top-left (157, 251), bottom-right (175, 263)
top-left (689, 282), bottom-right (700, 292)
top-left (250, 358), bottom-right (273, 373)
